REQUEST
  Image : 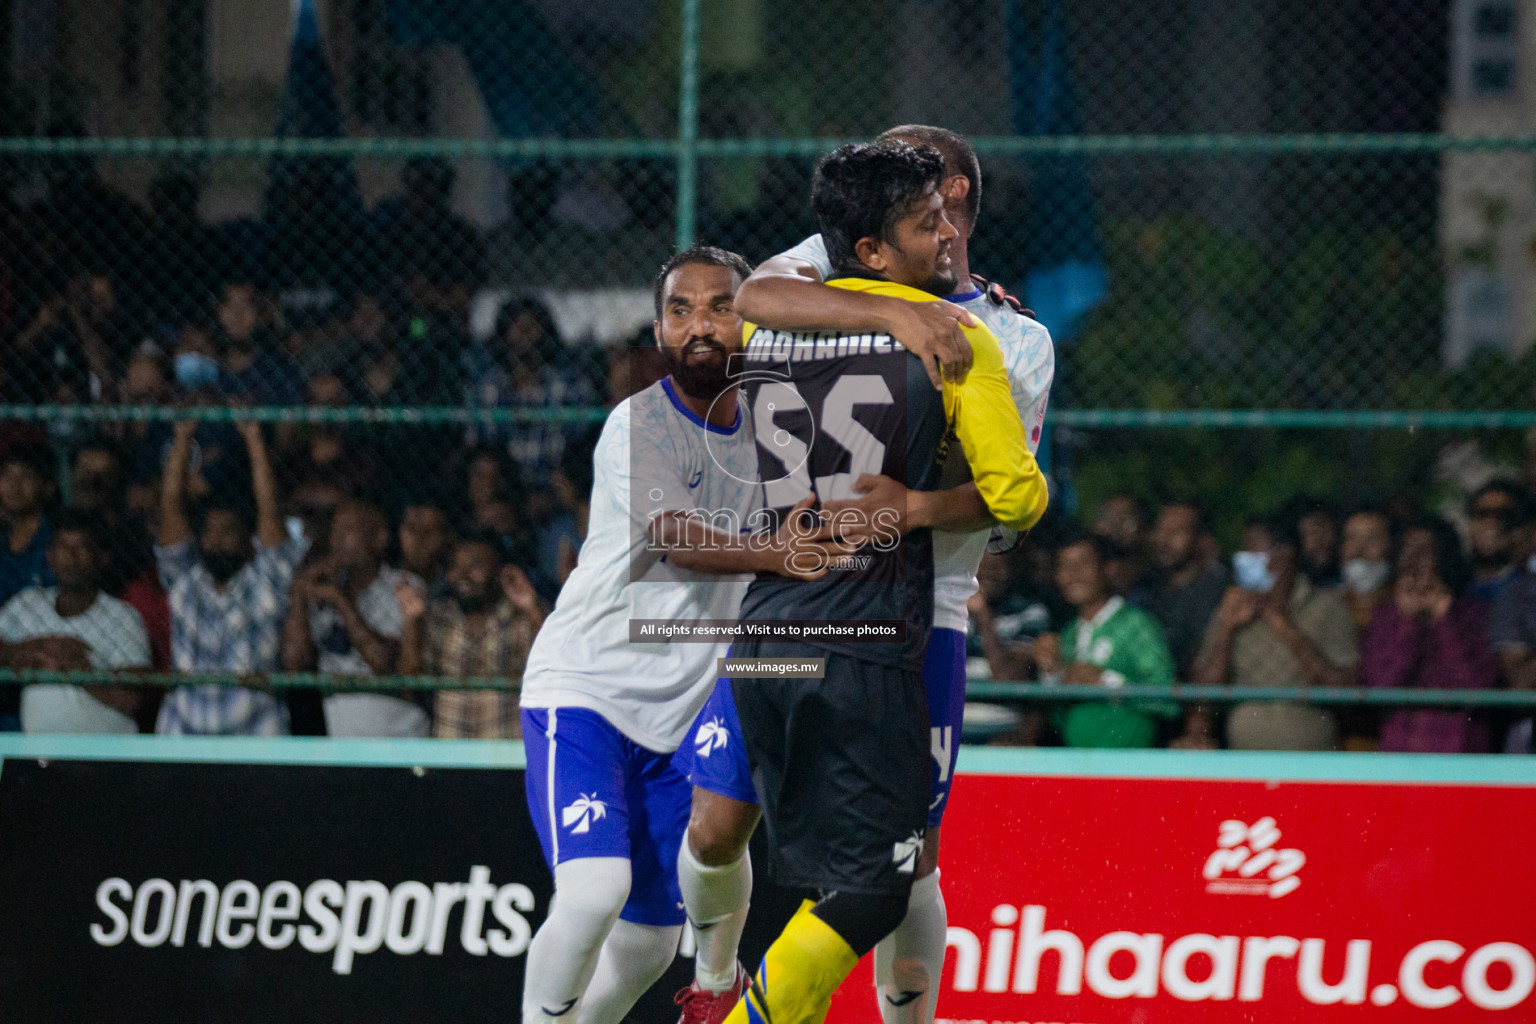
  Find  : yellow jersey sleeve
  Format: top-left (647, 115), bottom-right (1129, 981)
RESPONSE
top-left (942, 322), bottom-right (1050, 532)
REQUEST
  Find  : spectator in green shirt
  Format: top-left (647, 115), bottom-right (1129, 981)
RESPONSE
top-left (1035, 532), bottom-right (1178, 748)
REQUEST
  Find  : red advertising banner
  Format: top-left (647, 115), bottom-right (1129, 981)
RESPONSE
top-left (830, 773), bottom-right (1536, 1023)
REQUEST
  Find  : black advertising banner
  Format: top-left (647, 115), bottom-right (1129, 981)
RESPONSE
top-left (0, 758), bottom-right (553, 1024)
top-left (0, 754), bottom-right (806, 1024)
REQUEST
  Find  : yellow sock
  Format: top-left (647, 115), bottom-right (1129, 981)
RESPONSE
top-left (723, 901), bottom-right (859, 1024)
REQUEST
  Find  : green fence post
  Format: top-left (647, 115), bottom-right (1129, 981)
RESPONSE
top-left (675, 0), bottom-right (701, 252)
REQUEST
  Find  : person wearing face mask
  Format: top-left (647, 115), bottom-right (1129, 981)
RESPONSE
top-left (1338, 507), bottom-right (1396, 627)
top-left (154, 419), bottom-right (308, 735)
top-left (1193, 515), bottom-right (1359, 750)
top-left (395, 532), bottom-right (543, 739)
top-left (1360, 518), bottom-right (1498, 753)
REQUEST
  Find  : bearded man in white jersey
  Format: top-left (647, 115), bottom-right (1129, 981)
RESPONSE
top-left (671, 126), bottom-right (1054, 1024)
top-left (516, 241), bottom-right (969, 1024)
top-left (518, 246), bottom-right (821, 1024)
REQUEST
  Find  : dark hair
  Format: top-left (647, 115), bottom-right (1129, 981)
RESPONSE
top-left (1158, 498), bottom-right (1212, 536)
top-left (1281, 495), bottom-right (1339, 526)
top-left (463, 443), bottom-right (525, 498)
top-left (50, 508), bottom-right (109, 553)
top-left (652, 246), bottom-right (753, 320)
top-left (1469, 478), bottom-right (1528, 515)
top-left (1343, 503), bottom-right (1397, 540)
top-left (197, 492), bottom-right (257, 538)
top-left (216, 278), bottom-right (260, 302)
top-left (1403, 515), bottom-right (1472, 595)
top-left (1512, 492), bottom-right (1536, 529)
top-left (1243, 513), bottom-right (1302, 553)
top-left (875, 124), bottom-right (982, 226)
top-left (495, 295), bottom-right (562, 360)
top-left (1098, 492), bottom-right (1151, 529)
top-left (399, 491), bottom-right (449, 517)
top-left (813, 140), bottom-right (947, 273)
top-left (73, 434), bottom-right (124, 465)
top-left (1, 442), bottom-right (56, 486)
top-left (456, 528), bottom-right (511, 566)
top-left (1055, 527), bottom-right (1126, 567)
top-left (336, 497), bottom-right (388, 532)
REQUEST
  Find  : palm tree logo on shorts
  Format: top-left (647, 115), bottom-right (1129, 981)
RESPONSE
top-left (892, 831), bottom-right (924, 874)
top-left (562, 794), bottom-right (609, 834)
top-left (695, 718), bottom-right (730, 758)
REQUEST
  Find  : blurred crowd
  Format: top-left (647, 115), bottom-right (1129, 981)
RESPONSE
top-left (1, 155), bottom-right (1534, 752)
top-left (966, 470), bottom-right (1536, 754)
top-left (0, 158), bottom-right (677, 740)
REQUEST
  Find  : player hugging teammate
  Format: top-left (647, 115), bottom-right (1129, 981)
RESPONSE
top-left (516, 130), bottom-right (1052, 1024)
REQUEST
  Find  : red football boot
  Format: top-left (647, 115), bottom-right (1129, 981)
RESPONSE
top-left (674, 962), bottom-right (750, 1024)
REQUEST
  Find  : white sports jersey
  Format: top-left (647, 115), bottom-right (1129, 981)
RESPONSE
top-left (520, 378), bottom-right (762, 752)
top-left (780, 234), bottom-right (1054, 631)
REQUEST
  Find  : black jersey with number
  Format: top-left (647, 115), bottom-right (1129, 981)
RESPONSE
top-left (735, 318), bottom-right (948, 671)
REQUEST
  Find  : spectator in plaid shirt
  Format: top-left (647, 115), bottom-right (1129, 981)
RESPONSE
top-left (396, 532), bottom-right (542, 739)
top-left (154, 419), bottom-right (307, 735)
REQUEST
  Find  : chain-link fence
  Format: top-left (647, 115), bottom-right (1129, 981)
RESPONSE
top-left (0, 0), bottom-right (1532, 747)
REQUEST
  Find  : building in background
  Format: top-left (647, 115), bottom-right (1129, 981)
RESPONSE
top-left (1442, 0), bottom-right (1533, 367)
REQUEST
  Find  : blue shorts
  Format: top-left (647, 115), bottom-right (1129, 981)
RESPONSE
top-left (521, 707), bottom-right (690, 926)
top-left (677, 627), bottom-right (969, 829)
top-left (673, 676), bottom-right (757, 804)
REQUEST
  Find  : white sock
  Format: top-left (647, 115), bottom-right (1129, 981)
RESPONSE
top-left (874, 869), bottom-right (946, 1024)
top-left (677, 839), bottom-right (751, 991)
top-left (522, 858), bottom-right (632, 1024)
top-left (577, 919), bottom-right (683, 1024)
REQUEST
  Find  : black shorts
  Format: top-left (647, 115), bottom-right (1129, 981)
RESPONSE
top-left (731, 640), bottom-right (930, 896)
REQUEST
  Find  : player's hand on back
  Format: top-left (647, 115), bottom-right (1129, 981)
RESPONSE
top-left (761, 495), bottom-right (839, 582)
top-left (884, 298), bottom-right (976, 388)
top-left (820, 473), bottom-right (908, 545)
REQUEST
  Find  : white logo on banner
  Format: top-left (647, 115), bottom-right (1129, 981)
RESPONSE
top-left (1203, 817), bottom-right (1305, 898)
top-left (562, 794), bottom-right (608, 834)
top-left (695, 719), bottom-right (729, 758)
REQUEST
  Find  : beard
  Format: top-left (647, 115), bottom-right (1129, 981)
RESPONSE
top-left (454, 591), bottom-right (496, 615)
top-left (661, 341), bottom-right (733, 401)
top-left (202, 551), bottom-right (247, 583)
top-left (923, 259), bottom-right (959, 297)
